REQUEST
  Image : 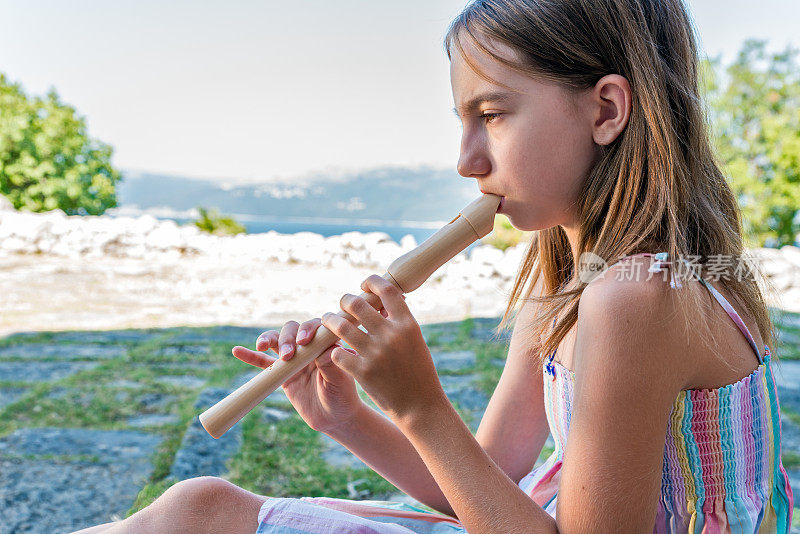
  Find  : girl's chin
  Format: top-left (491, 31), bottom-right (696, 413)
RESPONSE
top-left (503, 211), bottom-right (544, 233)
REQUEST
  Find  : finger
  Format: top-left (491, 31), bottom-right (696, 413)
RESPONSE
top-left (278, 321), bottom-right (300, 360)
top-left (296, 318), bottom-right (322, 345)
top-left (330, 345), bottom-right (363, 379)
top-left (321, 312), bottom-right (369, 352)
top-left (315, 344), bottom-right (353, 383)
top-left (256, 330), bottom-right (279, 353)
top-left (380, 308), bottom-right (388, 318)
top-left (232, 346), bottom-right (276, 369)
top-left (339, 293), bottom-right (384, 333)
top-left (360, 274), bottom-right (409, 319)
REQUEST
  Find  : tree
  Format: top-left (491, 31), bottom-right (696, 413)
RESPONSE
top-left (0, 74), bottom-right (121, 215)
top-left (702, 39), bottom-right (800, 247)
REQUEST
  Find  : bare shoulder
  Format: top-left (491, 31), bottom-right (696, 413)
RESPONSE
top-left (575, 258), bottom-right (688, 390)
top-left (580, 257), bottom-right (672, 314)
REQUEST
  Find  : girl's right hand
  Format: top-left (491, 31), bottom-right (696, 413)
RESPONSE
top-left (231, 318), bottom-right (364, 435)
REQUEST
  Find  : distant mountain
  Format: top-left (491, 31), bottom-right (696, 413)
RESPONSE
top-left (115, 166), bottom-right (479, 223)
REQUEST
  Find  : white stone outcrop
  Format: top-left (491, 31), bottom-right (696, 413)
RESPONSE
top-left (0, 207), bottom-right (799, 327)
top-left (0, 208), bottom-right (529, 277)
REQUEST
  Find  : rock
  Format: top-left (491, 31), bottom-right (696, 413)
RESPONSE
top-left (0, 343), bottom-right (126, 360)
top-left (439, 374), bottom-right (487, 412)
top-left (430, 350), bottom-right (476, 372)
top-left (262, 407), bottom-right (293, 423)
top-left (472, 317), bottom-right (512, 343)
top-left (107, 380), bottom-right (145, 389)
top-left (0, 428), bottom-right (162, 533)
top-left (470, 245), bottom-right (504, 269)
top-left (169, 387), bottom-right (243, 480)
top-left (777, 329), bottom-right (800, 347)
top-left (127, 414), bottom-right (180, 427)
top-left (772, 361), bottom-right (800, 391)
top-left (787, 469), bottom-right (799, 508)
top-left (0, 194), bottom-right (14, 212)
top-left (498, 244), bottom-right (527, 278)
top-left (781, 246), bottom-right (800, 271)
top-left (234, 371), bottom-right (293, 405)
top-left (46, 388), bottom-right (95, 407)
top-left (0, 427), bottom-right (161, 460)
top-left (778, 313), bottom-right (800, 330)
top-left (399, 234), bottom-right (417, 251)
top-left (136, 362), bottom-right (213, 371)
top-left (0, 361), bottom-right (98, 383)
top-left (156, 345), bottom-right (211, 357)
top-left (138, 393), bottom-right (179, 411)
top-left (320, 433), bottom-right (368, 470)
top-left (154, 375), bottom-right (208, 388)
top-left (0, 387), bottom-right (28, 409)
top-left (145, 220), bottom-right (184, 250)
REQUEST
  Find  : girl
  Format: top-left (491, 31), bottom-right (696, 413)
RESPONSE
top-left (76, 0), bottom-right (794, 532)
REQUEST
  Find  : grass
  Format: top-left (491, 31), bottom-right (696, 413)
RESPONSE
top-left (3, 315), bottom-right (800, 523)
top-left (123, 319), bottom-right (508, 514)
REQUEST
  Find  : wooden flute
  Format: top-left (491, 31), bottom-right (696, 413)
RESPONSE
top-left (199, 193), bottom-right (501, 438)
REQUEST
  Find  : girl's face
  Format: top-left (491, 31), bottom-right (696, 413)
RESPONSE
top-left (450, 37), bottom-right (599, 232)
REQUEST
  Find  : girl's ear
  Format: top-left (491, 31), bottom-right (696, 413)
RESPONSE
top-left (590, 74), bottom-right (632, 146)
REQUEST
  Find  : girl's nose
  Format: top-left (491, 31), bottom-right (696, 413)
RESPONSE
top-left (457, 137), bottom-right (491, 178)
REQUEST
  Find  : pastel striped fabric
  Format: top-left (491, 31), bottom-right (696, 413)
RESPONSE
top-left (520, 252), bottom-right (795, 532)
top-left (256, 496), bottom-right (467, 533)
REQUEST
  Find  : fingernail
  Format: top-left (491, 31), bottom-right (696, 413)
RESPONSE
top-left (280, 344), bottom-right (292, 357)
top-left (297, 330), bottom-right (306, 342)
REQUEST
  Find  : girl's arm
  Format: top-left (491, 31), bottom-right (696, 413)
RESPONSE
top-left (325, 294), bottom-right (549, 518)
top-left (475, 290), bottom-right (552, 484)
top-left (393, 273), bottom-right (683, 533)
top-left (325, 404), bottom-right (456, 516)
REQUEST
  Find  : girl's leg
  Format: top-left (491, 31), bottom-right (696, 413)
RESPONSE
top-left (71, 476), bottom-right (267, 534)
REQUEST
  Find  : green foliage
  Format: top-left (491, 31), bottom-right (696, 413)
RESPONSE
top-left (0, 73), bottom-right (121, 214)
top-left (193, 206), bottom-right (247, 236)
top-left (702, 40), bottom-right (800, 247)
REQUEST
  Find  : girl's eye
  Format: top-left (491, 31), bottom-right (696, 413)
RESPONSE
top-left (480, 112), bottom-right (501, 124)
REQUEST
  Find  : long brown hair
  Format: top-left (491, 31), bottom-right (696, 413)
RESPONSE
top-left (444, 0), bottom-right (778, 368)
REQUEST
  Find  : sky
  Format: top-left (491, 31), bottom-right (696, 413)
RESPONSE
top-left (0, 0), bottom-right (797, 184)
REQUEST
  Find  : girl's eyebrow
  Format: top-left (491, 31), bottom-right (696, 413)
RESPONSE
top-left (452, 90), bottom-right (517, 118)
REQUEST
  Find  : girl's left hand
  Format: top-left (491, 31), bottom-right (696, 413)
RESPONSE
top-left (321, 274), bottom-right (446, 424)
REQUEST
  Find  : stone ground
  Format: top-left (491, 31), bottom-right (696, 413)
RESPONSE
top-left (0, 316), bottom-right (799, 533)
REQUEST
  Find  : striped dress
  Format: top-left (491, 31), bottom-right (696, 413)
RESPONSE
top-left (521, 252), bottom-right (795, 532)
top-left (256, 252), bottom-right (794, 533)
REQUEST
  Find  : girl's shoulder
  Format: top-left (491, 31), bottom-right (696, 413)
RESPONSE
top-left (576, 253), bottom-right (764, 392)
top-left (575, 255), bottom-right (695, 391)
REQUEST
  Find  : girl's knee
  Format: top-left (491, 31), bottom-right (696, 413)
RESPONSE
top-left (152, 476), bottom-right (264, 533)
top-left (163, 476), bottom-right (238, 510)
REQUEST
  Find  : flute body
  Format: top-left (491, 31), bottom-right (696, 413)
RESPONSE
top-left (199, 193), bottom-right (500, 438)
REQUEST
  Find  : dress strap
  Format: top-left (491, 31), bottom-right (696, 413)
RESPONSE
top-left (646, 252), bottom-right (765, 364)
